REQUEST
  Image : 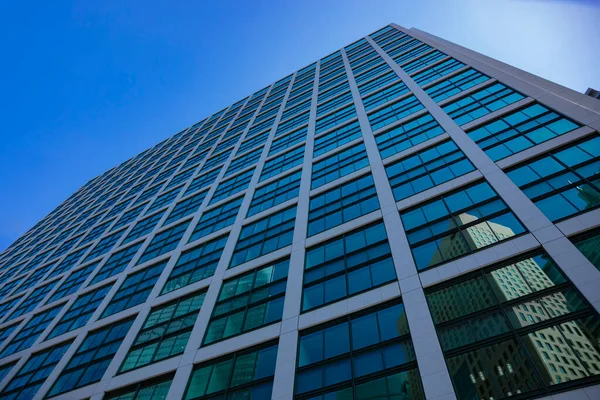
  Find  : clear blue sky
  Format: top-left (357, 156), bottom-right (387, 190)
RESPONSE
top-left (1, 0), bottom-right (598, 251)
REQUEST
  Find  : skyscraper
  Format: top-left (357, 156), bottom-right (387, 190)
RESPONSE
top-left (0, 22), bottom-right (599, 400)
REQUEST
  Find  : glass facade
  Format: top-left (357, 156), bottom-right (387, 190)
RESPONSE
top-left (295, 301), bottom-right (424, 399)
top-left (0, 23), bottom-right (597, 400)
top-left (506, 135), bottom-right (600, 222)
top-left (426, 252), bottom-right (600, 399)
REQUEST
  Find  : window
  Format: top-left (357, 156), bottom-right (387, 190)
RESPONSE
top-left (48, 284), bottom-right (112, 339)
top-left (276, 111), bottom-right (309, 137)
top-left (425, 68), bottom-right (489, 102)
top-left (79, 220), bottom-right (112, 246)
top-left (51, 245), bottom-right (92, 278)
top-left (135, 183), bottom-right (165, 206)
top-left (225, 147), bottom-right (263, 176)
top-left (288, 85), bottom-right (313, 105)
top-left (379, 32), bottom-right (412, 52)
top-left (238, 130), bottom-right (270, 155)
top-left (213, 134), bottom-right (240, 155)
top-left (315, 105), bottom-right (356, 135)
top-left (248, 171), bottom-right (301, 217)
top-left (318, 70), bottom-right (343, 88)
top-left (573, 230), bottom-right (600, 272)
top-left (204, 258), bottom-right (288, 344)
top-left (269, 127), bottom-right (307, 156)
top-left (161, 234), bottom-right (228, 294)
top-left (166, 166), bottom-right (196, 190)
top-left (0, 305), bottom-right (63, 358)
top-left (386, 140), bottom-right (475, 200)
top-left (182, 150), bottom-right (208, 170)
top-left (356, 65), bottom-right (394, 90)
top-left (260, 145), bottom-right (305, 182)
top-left (209, 167), bottom-right (254, 204)
top-left (127, 181), bottom-right (150, 200)
top-left (303, 222), bottom-right (395, 311)
top-left (91, 243), bottom-right (142, 285)
top-left (311, 143), bottom-right (369, 189)
top-left (113, 204), bottom-right (146, 230)
top-left (352, 56), bottom-right (382, 76)
top-left (101, 260), bottom-right (167, 318)
top-left (368, 95), bottom-right (423, 131)
top-left (400, 181), bottom-right (526, 270)
top-left (371, 25), bottom-right (397, 42)
top-left (105, 375), bottom-right (173, 399)
top-left (185, 167), bottom-right (221, 196)
top-left (84, 229), bottom-right (126, 262)
top-left (6, 279), bottom-right (59, 321)
top-left (0, 323), bottom-right (18, 347)
top-left (230, 206), bottom-right (296, 267)
top-left (314, 120), bottom-right (362, 157)
top-left (189, 197), bottom-right (242, 242)
top-left (295, 301), bottom-right (424, 399)
top-left (0, 296), bottom-right (23, 321)
top-left (0, 363), bottom-right (14, 385)
top-left (393, 44), bottom-right (432, 66)
top-left (283, 99), bottom-right (311, 120)
top-left (0, 277), bottom-right (23, 301)
top-left (106, 199), bottom-right (132, 219)
top-left (402, 49), bottom-right (447, 74)
top-left (412, 58), bottom-right (465, 86)
top-left (184, 342), bottom-right (278, 400)
top-left (79, 212), bottom-right (106, 233)
top-left (137, 221), bottom-right (190, 265)
top-left (247, 117), bottom-right (275, 138)
top-left (164, 191), bottom-right (208, 227)
top-left (194, 137), bottom-right (218, 156)
top-left (255, 106), bottom-right (280, 126)
top-left (385, 37), bottom-right (420, 57)
top-left (308, 174), bottom-right (380, 236)
top-left (47, 318), bottom-right (135, 397)
top-left (442, 82), bottom-right (525, 126)
top-left (18, 263), bottom-right (53, 290)
top-left (154, 167), bottom-right (177, 185)
top-left (363, 81), bottom-right (410, 111)
top-left (318, 81), bottom-right (350, 103)
top-left (201, 148), bottom-right (233, 172)
top-left (468, 103), bottom-right (581, 161)
top-left (0, 340), bottom-right (72, 400)
top-left (147, 187), bottom-right (182, 213)
top-left (120, 291), bottom-right (206, 372)
top-left (426, 252), bottom-right (600, 399)
top-left (316, 92), bottom-right (352, 117)
top-left (506, 135), bottom-right (600, 222)
top-left (122, 210), bottom-right (166, 244)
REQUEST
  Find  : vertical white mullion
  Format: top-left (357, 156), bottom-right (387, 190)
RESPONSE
top-left (271, 61), bottom-right (320, 400)
top-left (341, 44), bottom-right (457, 400)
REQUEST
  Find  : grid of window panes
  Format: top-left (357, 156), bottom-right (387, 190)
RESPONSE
top-left (120, 291), bottom-right (206, 372)
top-left (308, 174), bottom-right (380, 236)
top-left (506, 134), bottom-right (600, 222)
top-left (104, 375), bottom-right (173, 400)
top-left (204, 258), bottom-right (288, 344)
top-left (468, 102), bottom-right (581, 161)
top-left (303, 222), bottom-right (397, 311)
top-left (183, 341), bottom-right (278, 400)
top-left (295, 300), bottom-right (424, 399)
top-left (400, 181), bottom-right (527, 270)
top-left (386, 139), bottom-right (475, 201)
top-left (0, 22), bottom-right (596, 400)
top-left (426, 252), bottom-right (600, 400)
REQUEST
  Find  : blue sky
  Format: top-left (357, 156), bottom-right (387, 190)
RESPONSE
top-left (1, 0), bottom-right (599, 251)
